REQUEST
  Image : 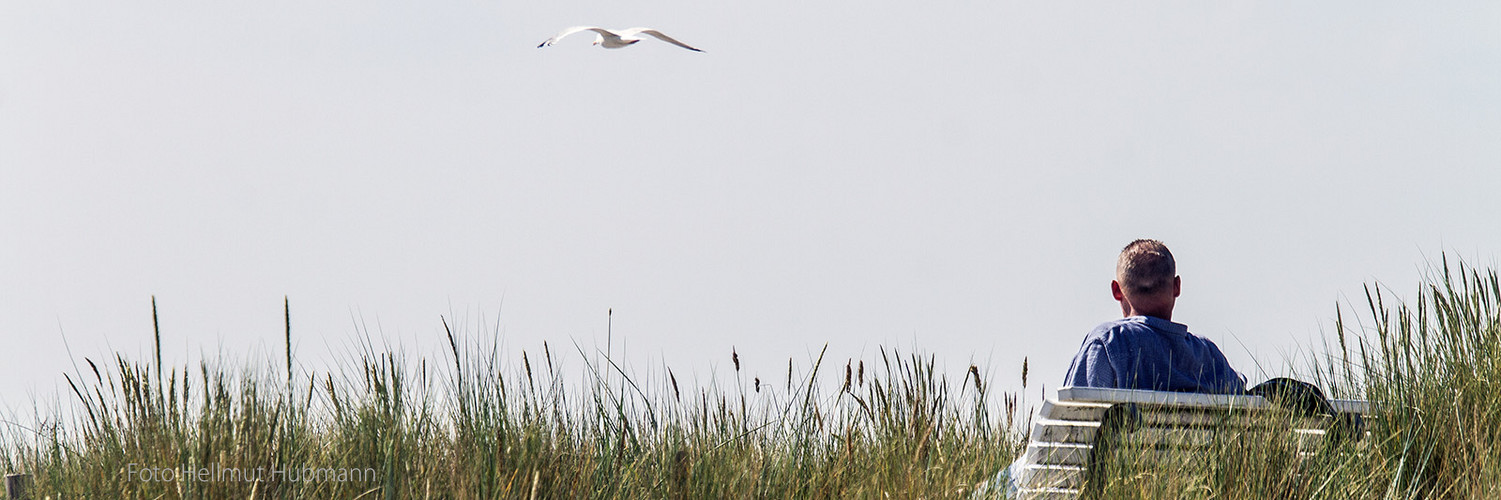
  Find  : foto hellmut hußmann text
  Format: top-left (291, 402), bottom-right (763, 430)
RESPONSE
top-left (126, 462), bottom-right (376, 483)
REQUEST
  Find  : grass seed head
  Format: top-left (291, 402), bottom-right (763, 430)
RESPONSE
top-left (669, 369), bottom-right (681, 402)
top-left (787, 357), bottom-right (793, 391)
top-left (523, 351), bottom-right (534, 387)
top-left (1021, 357), bottom-right (1028, 389)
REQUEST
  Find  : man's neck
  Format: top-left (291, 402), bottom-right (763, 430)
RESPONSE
top-left (1126, 307), bottom-right (1172, 321)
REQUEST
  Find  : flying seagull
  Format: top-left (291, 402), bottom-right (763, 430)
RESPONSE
top-left (537, 27), bottom-right (704, 52)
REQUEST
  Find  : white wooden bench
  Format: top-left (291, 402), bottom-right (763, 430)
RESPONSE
top-left (1013, 386), bottom-right (1373, 500)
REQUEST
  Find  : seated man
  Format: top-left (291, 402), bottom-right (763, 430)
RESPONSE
top-left (979, 240), bottom-right (1244, 499)
top-left (1063, 239), bottom-right (1244, 393)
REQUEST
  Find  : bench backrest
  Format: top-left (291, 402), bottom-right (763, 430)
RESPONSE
top-left (1015, 387), bottom-right (1372, 500)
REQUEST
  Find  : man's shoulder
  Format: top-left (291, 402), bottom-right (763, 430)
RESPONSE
top-left (1081, 317), bottom-right (1150, 345)
top-left (1088, 317), bottom-right (1152, 334)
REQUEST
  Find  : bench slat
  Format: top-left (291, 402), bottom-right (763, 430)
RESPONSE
top-left (1017, 464), bottom-right (1086, 489)
top-left (1043, 397), bottom-right (1376, 423)
top-left (1058, 387), bottom-right (1270, 409)
top-left (1113, 426), bottom-right (1324, 449)
top-left (1046, 406), bottom-right (1338, 430)
top-left (1331, 399), bottom-right (1372, 414)
top-left (1030, 419), bottom-right (1100, 444)
top-left (1039, 400), bottom-right (1112, 421)
top-left (1025, 442), bottom-right (1092, 467)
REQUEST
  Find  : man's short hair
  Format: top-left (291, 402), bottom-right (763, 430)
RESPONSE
top-left (1117, 239), bottom-right (1176, 295)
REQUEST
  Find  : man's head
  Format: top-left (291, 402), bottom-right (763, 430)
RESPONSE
top-left (1111, 239), bottom-right (1181, 320)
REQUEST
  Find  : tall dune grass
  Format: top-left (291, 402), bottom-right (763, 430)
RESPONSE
top-left (0, 317), bottom-right (1022, 498)
top-left (4, 257), bottom-right (1500, 498)
top-left (1088, 257), bottom-right (1501, 499)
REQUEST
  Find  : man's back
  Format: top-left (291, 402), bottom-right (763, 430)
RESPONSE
top-left (1063, 315), bottom-right (1244, 394)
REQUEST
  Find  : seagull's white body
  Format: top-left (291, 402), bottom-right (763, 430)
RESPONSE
top-left (537, 26), bottom-right (703, 52)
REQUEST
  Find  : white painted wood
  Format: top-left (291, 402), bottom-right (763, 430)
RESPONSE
top-left (1057, 386), bottom-right (1271, 409)
top-left (1007, 387), bottom-right (1377, 500)
top-left (1038, 399), bottom-right (1111, 421)
top-left (1021, 464), bottom-right (1086, 489)
top-left (1029, 419), bottom-right (1100, 444)
top-left (1023, 442), bottom-right (1092, 467)
top-left (1331, 399), bottom-right (1371, 414)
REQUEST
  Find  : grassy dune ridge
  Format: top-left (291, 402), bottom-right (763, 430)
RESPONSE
top-left (1, 316), bottom-right (1023, 498)
top-left (4, 257), bottom-right (1500, 498)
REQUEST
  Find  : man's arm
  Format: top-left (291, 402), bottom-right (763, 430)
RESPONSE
top-left (1205, 341), bottom-right (1247, 394)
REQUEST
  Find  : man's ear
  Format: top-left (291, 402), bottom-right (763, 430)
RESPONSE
top-left (1172, 276), bottom-right (1182, 297)
top-left (1111, 280), bottom-right (1125, 301)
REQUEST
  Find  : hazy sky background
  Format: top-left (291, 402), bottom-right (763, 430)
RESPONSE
top-left (2, 1), bottom-right (1499, 411)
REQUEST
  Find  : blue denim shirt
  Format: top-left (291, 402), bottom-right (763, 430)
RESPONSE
top-left (1063, 316), bottom-right (1245, 394)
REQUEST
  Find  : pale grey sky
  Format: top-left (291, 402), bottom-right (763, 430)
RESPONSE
top-left (2, 1), bottom-right (1499, 410)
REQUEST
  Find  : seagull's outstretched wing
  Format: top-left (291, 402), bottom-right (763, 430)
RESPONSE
top-left (538, 26), bottom-right (603, 48)
top-left (626, 28), bottom-right (704, 52)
